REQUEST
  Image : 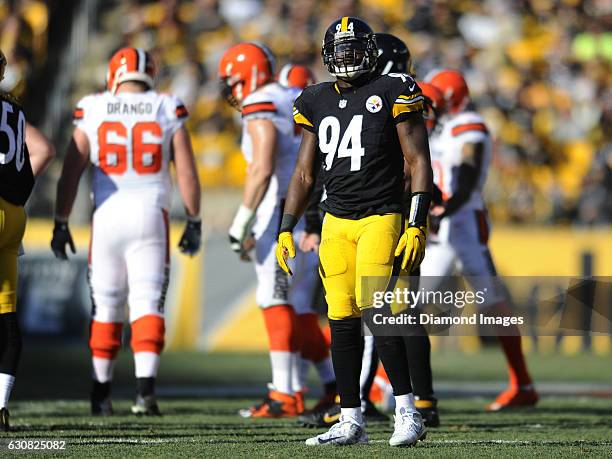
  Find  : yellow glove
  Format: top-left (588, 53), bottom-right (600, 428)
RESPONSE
top-left (395, 226), bottom-right (427, 273)
top-left (276, 231), bottom-right (296, 275)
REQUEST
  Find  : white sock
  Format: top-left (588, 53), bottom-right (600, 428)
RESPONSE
top-left (314, 357), bottom-right (336, 385)
top-left (269, 351), bottom-right (293, 395)
top-left (92, 357), bottom-right (116, 383)
top-left (134, 352), bottom-right (160, 378)
top-left (291, 352), bottom-right (303, 393)
top-left (395, 393), bottom-right (417, 416)
top-left (341, 407), bottom-right (363, 425)
top-left (0, 373), bottom-right (15, 409)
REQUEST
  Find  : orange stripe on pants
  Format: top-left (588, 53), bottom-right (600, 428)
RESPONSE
top-left (131, 314), bottom-right (165, 354)
top-left (89, 321), bottom-right (123, 359)
top-left (263, 305), bottom-right (297, 352)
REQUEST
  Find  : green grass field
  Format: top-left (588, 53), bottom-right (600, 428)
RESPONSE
top-left (2, 346), bottom-right (612, 457)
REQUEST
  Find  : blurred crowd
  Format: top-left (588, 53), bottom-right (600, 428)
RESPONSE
top-left (9, 0), bottom-right (612, 225)
top-left (0, 0), bottom-right (48, 98)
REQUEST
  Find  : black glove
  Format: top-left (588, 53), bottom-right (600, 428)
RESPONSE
top-left (429, 213), bottom-right (442, 235)
top-left (179, 219), bottom-right (201, 256)
top-left (51, 220), bottom-right (76, 260)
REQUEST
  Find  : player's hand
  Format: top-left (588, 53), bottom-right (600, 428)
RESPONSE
top-left (395, 225), bottom-right (427, 273)
top-left (276, 231), bottom-right (295, 275)
top-left (239, 234), bottom-right (256, 262)
top-left (51, 220), bottom-right (76, 260)
top-left (429, 205), bottom-right (445, 234)
top-left (298, 232), bottom-right (320, 253)
top-left (179, 218), bottom-right (202, 256)
top-left (228, 205), bottom-right (255, 259)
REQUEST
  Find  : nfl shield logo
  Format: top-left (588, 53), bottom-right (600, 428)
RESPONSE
top-left (339, 99), bottom-right (347, 109)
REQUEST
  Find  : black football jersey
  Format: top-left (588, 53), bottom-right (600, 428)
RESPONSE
top-left (0, 92), bottom-right (33, 206)
top-left (293, 73), bottom-right (424, 219)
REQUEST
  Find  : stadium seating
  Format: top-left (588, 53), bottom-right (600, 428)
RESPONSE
top-left (9, 0), bottom-right (611, 225)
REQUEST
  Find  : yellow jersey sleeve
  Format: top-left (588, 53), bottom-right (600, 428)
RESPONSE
top-left (392, 90), bottom-right (425, 119)
top-left (293, 106), bottom-right (313, 129)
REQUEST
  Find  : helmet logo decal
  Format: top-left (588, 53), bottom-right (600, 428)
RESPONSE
top-left (365, 95), bottom-right (382, 113)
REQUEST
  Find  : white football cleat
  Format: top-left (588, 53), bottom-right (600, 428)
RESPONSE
top-left (305, 415), bottom-right (368, 446)
top-left (389, 409), bottom-right (426, 447)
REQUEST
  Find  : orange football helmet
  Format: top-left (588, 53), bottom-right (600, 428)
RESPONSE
top-left (106, 47), bottom-right (155, 94)
top-left (218, 42), bottom-right (275, 109)
top-left (418, 81), bottom-right (445, 132)
top-left (277, 64), bottom-right (316, 90)
top-left (429, 69), bottom-right (469, 114)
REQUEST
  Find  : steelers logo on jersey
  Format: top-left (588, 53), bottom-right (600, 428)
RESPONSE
top-left (365, 95), bottom-right (382, 113)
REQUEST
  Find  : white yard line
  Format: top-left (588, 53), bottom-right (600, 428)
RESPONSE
top-left (48, 438), bottom-right (611, 446)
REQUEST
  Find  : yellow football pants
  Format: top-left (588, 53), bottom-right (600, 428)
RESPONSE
top-left (0, 196), bottom-right (26, 314)
top-left (319, 213), bottom-right (402, 320)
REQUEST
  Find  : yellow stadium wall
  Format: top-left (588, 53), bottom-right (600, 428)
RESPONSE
top-left (490, 226), bottom-right (611, 276)
top-left (22, 222), bottom-right (611, 353)
top-left (209, 226), bottom-right (612, 354)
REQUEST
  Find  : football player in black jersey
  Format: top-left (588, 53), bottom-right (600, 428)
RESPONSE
top-left (375, 32), bottom-right (439, 427)
top-left (0, 49), bottom-right (55, 431)
top-left (296, 31), bottom-right (439, 430)
top-left (276, 17), bottom-right (432, 446)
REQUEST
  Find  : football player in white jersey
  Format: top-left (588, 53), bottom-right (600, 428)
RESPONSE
top-left (277, 63), bottom-right (340, 418)
top-left (421, 70), bottom-right (538, 411)
top-left (219, 45), bottom-right (334, 417)
top-left (51, 47), bottom-right (201, 416)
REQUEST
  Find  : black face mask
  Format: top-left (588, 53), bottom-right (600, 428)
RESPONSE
top-left (219, 78), bottom-right (240, 110)
top-left (331, 40), bottom-right (367, 69)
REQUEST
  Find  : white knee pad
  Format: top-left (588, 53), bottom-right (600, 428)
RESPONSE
top-left (90, 287), bottom-right (127, 323)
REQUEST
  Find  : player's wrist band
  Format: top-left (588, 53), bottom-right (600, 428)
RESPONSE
top-left (279, 213), bottom-right (298, 234)
top-left (230, 204), bottom-right (254, 233)
top-left (408, 191), bottom-right (431, 227)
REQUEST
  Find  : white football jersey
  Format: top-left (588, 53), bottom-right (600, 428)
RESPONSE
top-left (73, 90), bottom-right (188, 210)
top-left (240, 82), bottom-right (302, 213)
top-left (429, 111), bottom-right (492, 212)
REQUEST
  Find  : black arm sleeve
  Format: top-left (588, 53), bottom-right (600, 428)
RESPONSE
top-left (304, 170), bottom-right (324, 234)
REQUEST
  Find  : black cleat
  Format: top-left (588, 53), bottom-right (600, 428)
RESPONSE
top-left (132, 395), bottom-right (162, 416)
top-left (91, 382), bottom-right (113, 416)
top-left (0, 408), bottom-right (9, 432)
top-left (363, 400), bottom-right (390, 423)
top-left (415, 397), bottom-right (440, 427)
top-left (298, 400), bottom-right (340, 428)
top-left (299, 399), bottom-right (390, 428)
